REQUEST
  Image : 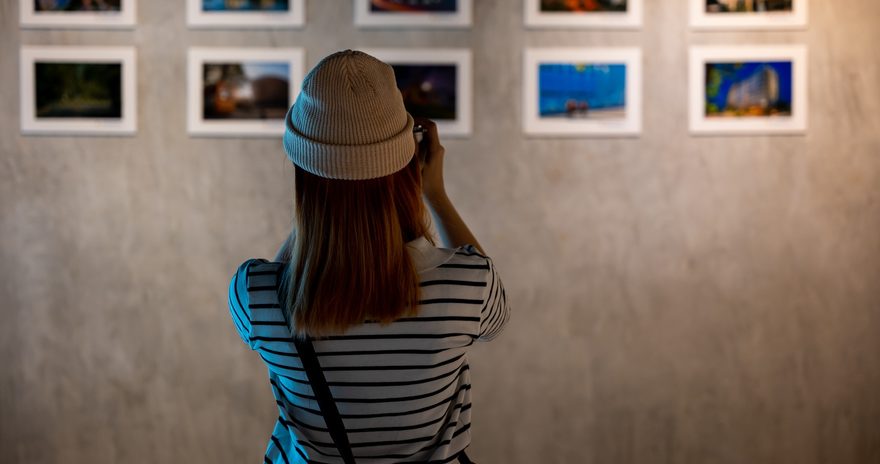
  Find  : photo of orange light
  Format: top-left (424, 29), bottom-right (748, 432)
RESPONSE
top-left (540, 0), bottom-right (627, 12)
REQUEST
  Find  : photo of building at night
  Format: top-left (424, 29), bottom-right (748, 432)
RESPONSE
top-left (705, 61), bottom-right (793, 117)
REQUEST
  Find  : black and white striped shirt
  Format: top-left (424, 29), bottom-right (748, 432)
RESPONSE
top-left (228, 237), bottom-right (510, 463)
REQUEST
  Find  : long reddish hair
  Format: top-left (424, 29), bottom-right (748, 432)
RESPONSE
top-left (282, 156), bottom-right (430, 337)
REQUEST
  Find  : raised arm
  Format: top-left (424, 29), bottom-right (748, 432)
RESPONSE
top-left (415, 118), bottom-right (485, 255)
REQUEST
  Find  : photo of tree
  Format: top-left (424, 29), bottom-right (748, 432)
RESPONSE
top-left (35, 62), bottom-right (122, 118)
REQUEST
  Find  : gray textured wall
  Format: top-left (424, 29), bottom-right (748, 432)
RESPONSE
top-left (2, 1), bottom-right (879, 463)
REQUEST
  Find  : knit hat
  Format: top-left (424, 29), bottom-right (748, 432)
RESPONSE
top-left (283, 50), bottom-right (416, 180)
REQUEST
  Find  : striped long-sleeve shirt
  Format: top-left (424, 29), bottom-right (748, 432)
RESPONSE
top-left (228, 237), bottom-right (510, 464)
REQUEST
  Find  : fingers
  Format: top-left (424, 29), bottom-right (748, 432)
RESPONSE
top-left (413, 118), bottom-right (444, 164)
top-left (413, 118), bottom-right (442, 150)
top-left (413, 118), bottom-right (446, 197)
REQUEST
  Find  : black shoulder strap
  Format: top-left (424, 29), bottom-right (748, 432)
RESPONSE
top-left (293, 336), bottom-right (356, 464)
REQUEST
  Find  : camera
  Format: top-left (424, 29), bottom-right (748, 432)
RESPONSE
top-left (413, 124), bottom-right (429, 162)
top-left (413, 124), bottom-right (427, 144)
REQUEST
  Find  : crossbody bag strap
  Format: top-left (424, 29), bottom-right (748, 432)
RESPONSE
top-left (293, 336), bottom-right (356, 464)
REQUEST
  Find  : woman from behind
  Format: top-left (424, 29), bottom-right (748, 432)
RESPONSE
top-left (228, 50), bottom-right (510, 464)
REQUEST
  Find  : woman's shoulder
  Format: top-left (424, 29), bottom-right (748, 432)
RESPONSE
top-left (231, 259), bottom-right (285, 292)
top-left (233, 257), bottom-right (281, 273)
top-left (452, 244), bottom-right (489, 261)
top-left (407, 237), bottom-right (491, 273)
top-left (421, 246), bottom-right (493, 277)
top-left (227, 259), bottom-right (288, 351)
top-left (437, 246), bottom-right (493, 276)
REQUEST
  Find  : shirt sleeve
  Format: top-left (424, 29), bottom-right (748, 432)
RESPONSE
top-left (228, 259), bottom-right (259, 349)
top-left (478, 256), bottom-right (511, 342)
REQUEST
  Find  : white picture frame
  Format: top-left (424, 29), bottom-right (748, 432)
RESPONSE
top-left (187, 47), bottom-right (304, 137)
top-left (523, 47), bottom-right (642, 137)
top-left (186, 0), bottom-right (304, 28)
top-left (524, 0), bottom-right (642, 29)
top-left (20, 46), bottom-right (137, 136)
top-left (363, 48), bottom-right (472, 137)
top-left (354, 0), bottom-right (472, 28)
top-left (691, 0), bottom-right (807, 30)
top-left (689, 45), bottom-right (808, 135)
top-left (20, 0), bottom-right (136, 29)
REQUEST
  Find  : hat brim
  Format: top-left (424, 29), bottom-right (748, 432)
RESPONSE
top-left (284, 113), bottom-right (416, 180)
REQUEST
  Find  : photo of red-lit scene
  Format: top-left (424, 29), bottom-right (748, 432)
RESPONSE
top-left (202, 62), bottom-right (289, 120)
top-left (540, 0), bottom-right (627, 12)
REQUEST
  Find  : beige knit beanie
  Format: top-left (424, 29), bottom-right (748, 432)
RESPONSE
top-left (283, 50), bottom-right (416, 180)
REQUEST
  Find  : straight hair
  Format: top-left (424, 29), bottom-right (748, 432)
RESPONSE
top-left (282, 156), bottom-right (431, 338)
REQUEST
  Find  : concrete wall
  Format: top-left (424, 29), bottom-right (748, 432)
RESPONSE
top-left (2, 1), bottom-right (879, 462)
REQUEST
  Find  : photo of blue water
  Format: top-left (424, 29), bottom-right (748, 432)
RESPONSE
top-left (539, 63), bottom-right (627, 119)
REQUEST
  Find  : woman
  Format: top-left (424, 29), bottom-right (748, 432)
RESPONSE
top-left (228, 50), bottom-right (510, 464)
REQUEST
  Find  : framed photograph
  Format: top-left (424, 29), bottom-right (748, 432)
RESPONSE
top-left (20, 46), bottom-right (137, 135)
top-left (187, 0), bottom-right (304, 28)
top-left (20, 0), bottom-right (136, 29)
top-left (691, 0), bottom-right (807, 30)
top-left (523, 48), bottom-right (641, 137)
top-left (187, 47), bottom-right (304, 137)
top-left (524, 0), bottom-right (642, 29)
top-left (689, 45), bottom-right (808, 135)
top-left (364, 48), bottom-right (472, 137)
top-left (354, 0), bottom-right (472, 28)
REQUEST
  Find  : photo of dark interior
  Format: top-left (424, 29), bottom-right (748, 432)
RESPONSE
top-left (202, 62), bottom-right (289, 120)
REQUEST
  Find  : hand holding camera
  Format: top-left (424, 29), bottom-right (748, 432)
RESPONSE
top-left (413, 118), bottom-right (446, 202)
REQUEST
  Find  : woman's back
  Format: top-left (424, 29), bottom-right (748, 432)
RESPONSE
top-left (227, 50), bottom-right (510, 463)
top-left (229, 238), bottom-right (509, 463)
